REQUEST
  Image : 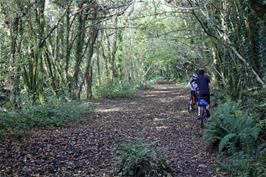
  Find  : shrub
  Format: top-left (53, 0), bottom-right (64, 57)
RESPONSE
top-left (96, 79), bottom-right (137, 98)
top-left (113, 137), bottom-right (173, 177)
top-left (203, 101), bottom-right (260, 154)
top-left (0, 100), bottom-right (92, 137)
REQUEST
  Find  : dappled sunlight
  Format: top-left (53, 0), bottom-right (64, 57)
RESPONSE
top-left (156, 125), bottom-right (169, 131)
top-left (96, 107), bottom-right (121, 113)
top-left (0, 0), bottom-right (262, 175)
top-left (142, 94), bottom-right (157, 98)
top-left (180, 110), bottom-right (188, 113)
top-left (177, 95), bottom-right (187, 99)
top-left (153, 118), bottom-right (165, 122)
top-left (148, 90), bottom-right (174, 94)
top-left (159, 97), bottom-right (176, 103)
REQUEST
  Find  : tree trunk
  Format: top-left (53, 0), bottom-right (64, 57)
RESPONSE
top-left (96, 40), bottom-right (101, 85)
top-left (71, 0), bottom-right (86, 99)
top-left (9, 17), bottom-right (21, 109)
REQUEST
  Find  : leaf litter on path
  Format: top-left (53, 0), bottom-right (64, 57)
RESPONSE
top-left (0, 84), bottom-right (225, 177)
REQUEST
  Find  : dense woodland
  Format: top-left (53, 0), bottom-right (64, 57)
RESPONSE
top-left (0, 0), bottom-right (266, 176)
top-left (0, 0), bottom-right (265, 106)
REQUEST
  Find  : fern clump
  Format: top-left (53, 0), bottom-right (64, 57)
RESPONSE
top-left (113, 137), bottom-right (173, 177)
top-left (203, 101), bottom-right (266, 176)
top-left (203, 101), bottom-right (259, 153)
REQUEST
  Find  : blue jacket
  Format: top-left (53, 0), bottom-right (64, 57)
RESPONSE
top-left (196, 74), bottom-right (210, 94)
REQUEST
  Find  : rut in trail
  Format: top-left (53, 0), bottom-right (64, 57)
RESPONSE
top-left (0, 84), bottom-right (224, 177)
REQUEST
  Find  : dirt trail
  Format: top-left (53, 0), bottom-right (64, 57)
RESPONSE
top-left (0, 84), bottom-right (223, 177)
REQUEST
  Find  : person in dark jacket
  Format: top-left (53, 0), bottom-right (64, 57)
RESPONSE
top-left (196, 69), bottom-right (211, 117)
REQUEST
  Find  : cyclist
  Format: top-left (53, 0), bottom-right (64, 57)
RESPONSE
top-left (196, 69), bottom-right (211, 118)
top-left (189, 73), bottom-right (198, 106)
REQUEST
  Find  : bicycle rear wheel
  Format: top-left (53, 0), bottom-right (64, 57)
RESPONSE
top-left (200, 106), bottom-right (206, 128)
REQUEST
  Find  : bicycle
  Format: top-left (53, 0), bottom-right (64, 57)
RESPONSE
top-left (198, 98), bottom-right (209, 128)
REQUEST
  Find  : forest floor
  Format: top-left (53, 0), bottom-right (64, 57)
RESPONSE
top-left (0, 84), bottom-right (226, 177)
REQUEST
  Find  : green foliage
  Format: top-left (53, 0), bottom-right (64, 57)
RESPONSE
top-left (242, 88), bottom-right (266, 119)
top-left (218, 143), bottom-right (266, 177)
top-left (257, 119), bottom-right (266, 133)
top-left (0, 100), bottom-right (92, 137)
top-left (210, 89), bottom-right (227, 105)
top-left (96, 80), bottom-right (137, 98)
top-left (204, 101), bottom-right (266, 176)
top-left (113, 137), bottom-right (173, 177)
top-left (254, 143), bottom-right (266, 177)
top-left (218, 151), bottom-right (254, 177)
top-left (203, 101), bottom-right (260, 153)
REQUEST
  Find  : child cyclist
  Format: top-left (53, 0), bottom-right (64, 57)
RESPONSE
top-left (189, 73), bottom-right (198, 108)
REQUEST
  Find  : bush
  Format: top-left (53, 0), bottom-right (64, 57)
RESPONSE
top-left (96, 79), bottom-right (137, 98)
top-left (203, 101), bottom-right (260, 154)
top-left (113, 137), bottom-right (173, 177)
top-left (0, 100), bottom-right (92, 137)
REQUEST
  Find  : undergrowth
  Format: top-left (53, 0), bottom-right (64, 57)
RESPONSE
top-left (113, 137), bottom-right (173, 177)
top-left (96, 79), bottom-right (154, 98)
top-left (96, 79), bottom-right (137, 98)
top-left (203, 100), bottom-right (265, 176)
top-left (0, 100), bottom-right (92, 138)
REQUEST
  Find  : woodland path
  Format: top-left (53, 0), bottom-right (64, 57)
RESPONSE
top-left (0, 84), bottom-right (225, 177)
